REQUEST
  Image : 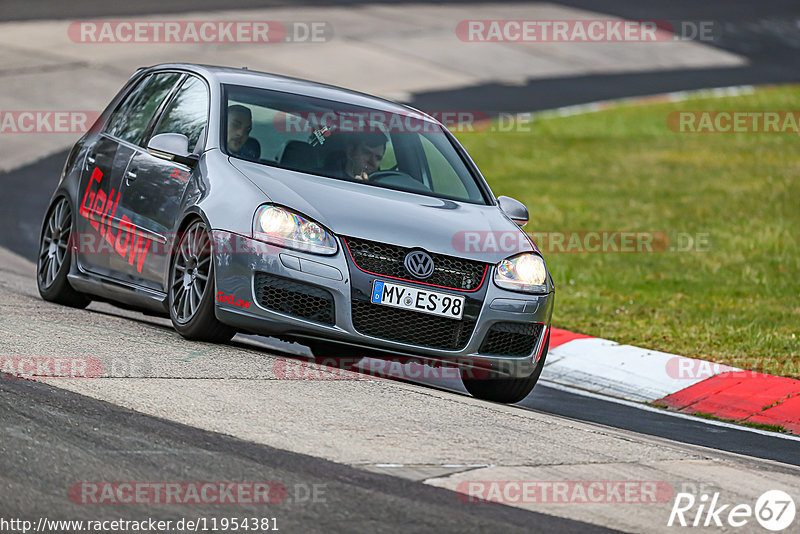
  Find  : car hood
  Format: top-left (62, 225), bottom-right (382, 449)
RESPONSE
top-left (230, 158), bottom-right (535, 263)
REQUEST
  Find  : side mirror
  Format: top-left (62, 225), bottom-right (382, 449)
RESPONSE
top-left (147, 133), bottom-right (198, 166)
top-left (497, 195), bottom-right (529, 227)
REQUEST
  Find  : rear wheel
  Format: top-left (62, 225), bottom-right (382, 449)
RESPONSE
top-left (37, 197), bottom-right (90, 308)
top-left (461, 330), bottom-right (550, 403)
top-left (168, 219), bottom-right (236, 343)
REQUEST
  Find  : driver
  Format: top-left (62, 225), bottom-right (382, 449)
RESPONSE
top-left (334, 131), bottom-right (388, 181)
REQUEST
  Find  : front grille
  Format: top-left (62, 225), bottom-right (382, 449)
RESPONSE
top-left (344, 237), bottom-right (487, 291)
top-left (254, 273), bottom-right (335, 325)
top-left (480, 322), bottom-right (544, 356)
top-left (351, 300), bottom-right (476, 350)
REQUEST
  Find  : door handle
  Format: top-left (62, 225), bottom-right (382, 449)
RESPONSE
top-left (85, 153), bottom-right (97, 169)
top-left (125, 169), bottom-right (138, 182)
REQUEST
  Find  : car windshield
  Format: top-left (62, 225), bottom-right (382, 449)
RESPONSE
top-left (222, 84), bottom-right (488, 204)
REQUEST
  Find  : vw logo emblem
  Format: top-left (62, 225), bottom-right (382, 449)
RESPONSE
top-left (404, 250), bottom-right (434, 279)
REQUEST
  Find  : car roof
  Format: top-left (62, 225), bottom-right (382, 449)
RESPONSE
top-left (139, 63), bottom-right (429, 118)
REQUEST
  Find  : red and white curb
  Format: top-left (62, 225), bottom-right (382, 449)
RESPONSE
top-left (543, 328), bottom-right (800, 435)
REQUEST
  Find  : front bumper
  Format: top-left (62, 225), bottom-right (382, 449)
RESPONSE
top-left (211, 232), bottom-right (554, 378)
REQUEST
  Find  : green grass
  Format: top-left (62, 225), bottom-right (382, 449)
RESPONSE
top-left (455, 86), bottom-right (800, 377)
top-left (686, 410), bottom-right (787, 433)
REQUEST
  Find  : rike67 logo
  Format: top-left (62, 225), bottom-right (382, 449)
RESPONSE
top-left (668, 490), bottom-right (796, 531)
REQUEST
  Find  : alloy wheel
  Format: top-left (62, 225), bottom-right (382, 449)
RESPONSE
top-left (170, 221), bottom-right (212, 323)
top-left (38, 197), bottom-right (71, 289)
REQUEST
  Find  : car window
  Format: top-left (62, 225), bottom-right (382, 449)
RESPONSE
top-left (226, 101), bottom-right (290, 162)
top-left (223, 84), bottom-right (488, 204)
top-left (152, 76), bottom-right (209, 152)
top-left (420, 135), bottom-right (470, 199)
top-left (380, 140), bottom-right (397, 171)
top-left (105, 72), bottom-right (182, 145)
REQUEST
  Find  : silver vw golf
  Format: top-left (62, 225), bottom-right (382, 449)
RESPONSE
top-left (37, 63), bottom-right (555, 403)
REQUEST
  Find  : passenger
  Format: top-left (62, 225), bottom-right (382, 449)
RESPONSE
top-left (227, 105), bottom-right (260, 159)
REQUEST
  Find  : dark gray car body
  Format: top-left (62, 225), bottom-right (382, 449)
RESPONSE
top-left (47, 63), bottom-right (554, 378)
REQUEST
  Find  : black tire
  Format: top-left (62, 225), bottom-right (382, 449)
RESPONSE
top-left (168, 219), bottom-right (236, 343)
top-left (462, 329), bottom-right (550, 404)
top-left (37, 197), bottom-right (90, 308)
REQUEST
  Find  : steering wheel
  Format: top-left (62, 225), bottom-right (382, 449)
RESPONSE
top-left (367, 170), bottom-right (432, 193)
top-left (368, 170), bottom-right (406, 180)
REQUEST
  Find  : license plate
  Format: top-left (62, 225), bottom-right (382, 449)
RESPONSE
top-left (370, 280), bottom-right (464, 319)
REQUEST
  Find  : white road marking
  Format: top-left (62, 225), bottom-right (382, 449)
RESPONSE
top-left (540, 380), bottom-right (800, 442)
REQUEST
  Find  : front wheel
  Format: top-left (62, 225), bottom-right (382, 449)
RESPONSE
top-left (168, 219), bottom-right (236, 343)
top-left (37, 197), bottom-right (90, 308)
top-left (461, 330), bottom-right (549, 403)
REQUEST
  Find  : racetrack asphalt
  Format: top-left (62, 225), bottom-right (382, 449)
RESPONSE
top-left (410, 0), bottom-right (800, 112)
top-left (3, 0), bottom-right (799, 112)
top-left (2, 0), bottom-right (799, 462)
top-left (2, 247), bottom-right (799, 533)
top-left (1, 1), bottom-right (799, 531)
top-left (3, 149), bottom-right (800, 469)
top-left (1, 377), bottom-right (617, 533)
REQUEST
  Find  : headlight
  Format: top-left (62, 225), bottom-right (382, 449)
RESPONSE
top-left (494, 253), bottom-right (548, 293)
top-left (253, 205), bottom-right (337, 255)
